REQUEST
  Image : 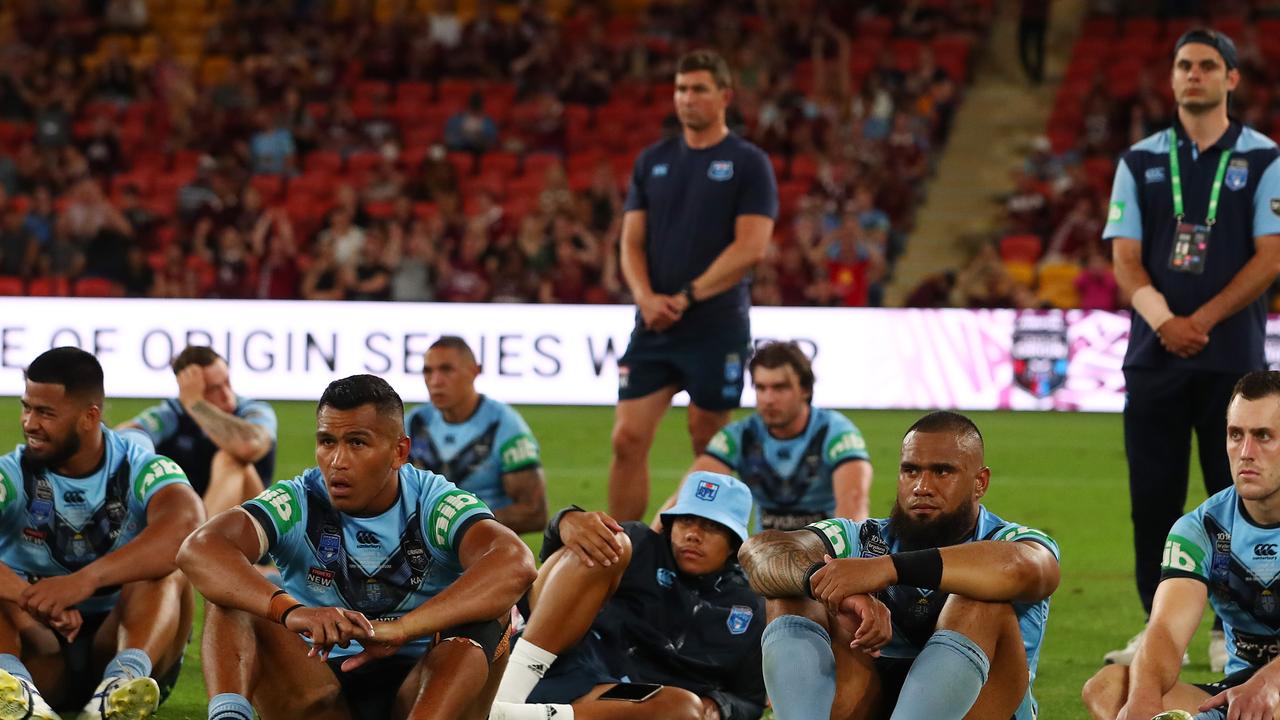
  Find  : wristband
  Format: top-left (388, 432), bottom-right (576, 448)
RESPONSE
top-left (680, 282), bottom-right (697, 306)
top-left (889, 548), bottom-right (944, 590)
top-left (269, 589), bottom-right (302, 624)
top-left (278, 603), bottom-right (304, 627)
top-left (802, 561), bottom-right (826, 600)
top-left (1131, 285), bottom-right (1175, 330)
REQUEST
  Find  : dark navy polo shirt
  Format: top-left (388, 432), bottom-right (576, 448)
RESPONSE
top-left (1104, 120), bottom-right (1280, 373)
top-left (624, 132), bottom-right (778, 340)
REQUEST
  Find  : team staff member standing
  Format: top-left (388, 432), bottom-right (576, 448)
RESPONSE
top-left (608, 49), bottom-right (779, 521)
top-left (1102, 28), bottom-right (1280, 668)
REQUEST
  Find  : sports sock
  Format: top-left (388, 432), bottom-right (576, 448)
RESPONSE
top-left (761, 615), bottom-right (837, 720)
top-left (487, 701), bottom-right (575, 719)
top-left (102, 648), bottom-right (153, 682)
top-left (208, 693), bottom-right (256, 720)
top-left (0, 654), bottom-right (33, 684)
top-left (495, 639), bottom-right (558, 702)
top-left (889, 629), bottom-right (990, 720)
top-left (1194, 710), bottom-right (1227, 720)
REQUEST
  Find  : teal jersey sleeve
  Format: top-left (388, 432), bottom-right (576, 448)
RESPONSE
top-left (1103, 157), bottom-right (1143, 240)
top-left (238, 399), bottom-right (279, 440)
top-left (421, 486), bottom-right (493, 561)
top-left (704, 420), bottom-right (745, 469)
top-left (1162, 510), bottom-right (1212, 582)
top-left (0, 454), bottom-right (24, 564)
top-left (1252, 157), bottom-right (1280, 237)
top-left (824, 413), bottom-right (870, 468)
top-left (496, 407), bottom-right (540, 474)
top-left (127, 401), bottom-right (181, 445)
top-left (243, 478), bottom-right (307, 553)
top-left (805, 517), bottom-right (864, 559)
top-left (130, 453), bottom-right (191, 509)
top-left (991, 522), bottom-right (1061, 561)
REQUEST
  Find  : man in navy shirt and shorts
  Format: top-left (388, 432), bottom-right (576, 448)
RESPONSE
top-left (608, 49), bottom-right (779, 521)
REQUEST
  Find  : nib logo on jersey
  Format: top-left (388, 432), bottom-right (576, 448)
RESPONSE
top-left (1011, 311), bottom-right (1070, 399)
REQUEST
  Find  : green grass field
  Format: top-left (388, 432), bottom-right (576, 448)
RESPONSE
top-left (0, 399), bottom-right (1224, 719)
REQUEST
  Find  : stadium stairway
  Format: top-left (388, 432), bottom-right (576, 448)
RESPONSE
top-left (886, 0), bottom-right (1088, 305)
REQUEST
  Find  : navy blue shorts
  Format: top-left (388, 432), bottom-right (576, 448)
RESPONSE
top-left (527, 630), bottom-right (626, 704)
top-left (617, 330), bottom-right (750, 411)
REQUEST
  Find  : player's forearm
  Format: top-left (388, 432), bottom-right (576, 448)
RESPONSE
top-left (691, 236), bottom-right (770, 300)
top-left (738, 530), bottom-right (826, 598)
top-left (937, 542), bottom-right (1058, 603)
top-left (176, 533), bottom-right (278, 617)
top-left (833, 462), bottom-right (872, 521)
top-left (80, 523), bottom-right (196, 590)
top-left (1193, 242), bottom-right (1280, 330)
top-left (1127, 625), bottom-right (1189, 703)
top-left (493, 500), bottom-right (548, 535)
top-left (394, 539), bottom-right (536, 640)
top-left (1112, 238), bottom-right (1153, 303)
top-left (620, 236), bottom-right (654, 300)
top-left (185, 400), bottom-right (273, 462)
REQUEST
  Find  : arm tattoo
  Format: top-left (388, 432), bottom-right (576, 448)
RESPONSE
top-left (738, 530), bottom-right (826, 598)
top-left (495, 468), bottom-right (548, 534)
top-left (188, 401), bottom-right (269, 456)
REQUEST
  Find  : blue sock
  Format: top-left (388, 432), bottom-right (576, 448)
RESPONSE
top-left (761, 615), bottom-right (837, 720)
top-left (0, 654), bottom-right (32, 684)
top-left (209, 692), bottom-right (255, 720)
top-left (102, 648), bottom-right (152, 682)
top-left (1194, 710), bottom-right (1227, 720)
top-left (890, 629), bottom-right (990, 720)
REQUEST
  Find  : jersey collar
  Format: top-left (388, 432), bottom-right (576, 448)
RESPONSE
top-left (1171, 117), bottom-right (1241, 154)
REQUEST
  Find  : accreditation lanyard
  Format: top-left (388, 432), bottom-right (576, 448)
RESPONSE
top-left (1168, 128), bottom-right (1231, 226)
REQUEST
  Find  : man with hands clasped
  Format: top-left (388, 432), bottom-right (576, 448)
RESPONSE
top-left (177, 375), bottom-right (535, 720)
top-left (738, 411), bottom-right (1060, 720)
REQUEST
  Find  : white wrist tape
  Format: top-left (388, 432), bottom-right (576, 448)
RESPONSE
top-left (1131, 285), bottom-right (1175, 330)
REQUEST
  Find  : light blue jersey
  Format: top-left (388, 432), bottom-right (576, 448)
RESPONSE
top-left (705, 407), bottom-right (869, 530)
top-left (0, 428), bottom-right (192, 613)
top-left (1163, 487), bottom-right (1280, 675)
top-left (242, 465), bottom-right (494, 659)
top-left (404, 397), bottom-right (540, 511)
top-left (806, 508), bottom-right (1058, 720)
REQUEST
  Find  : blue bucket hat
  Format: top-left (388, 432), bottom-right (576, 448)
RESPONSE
top-left (660, 471), bottom-right (752, 543)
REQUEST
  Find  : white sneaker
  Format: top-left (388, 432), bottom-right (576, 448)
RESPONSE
top-left (0, 668), bottom-right (59, 720)
top-left (1102, 628), bottom-right (1190, 666)
top-left (78, 675), bottom-right (160, 720)
top-left (1209, 628), bottom-right (1228, 673)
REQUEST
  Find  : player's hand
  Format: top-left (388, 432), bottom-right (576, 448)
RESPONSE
top-left (699, 697), bottom-right (721, 720)
top-left (176, 364), bottom-right (208, 410)
top-left (559, 510), bottom-right (626, 568)
top-left (1200, 671), bottom-right (1280, 720)
top-left (1156, 316), bottom-right (1208, 358)
top-left (285, 606), bottom-right (373, 659)
top-left (834, 594), bottom-right (892, 656)
top-left (637, 293), bottom-right (683, 332)
top-left (1114, 686), bottom-right (1166, 720)
top-left (48, 608), bottom-right (83, 643)
top-left (809, 555), bottom-right (892, 608)
top-left (339, 619), bottom-right (407, 672)
top-left (19, 572), bottom-right (96, 622)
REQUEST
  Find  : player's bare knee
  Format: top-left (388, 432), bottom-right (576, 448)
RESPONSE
top-left (1081, 664), bottom-right (1129, 711)
top-left (938, 594), bottom-right (1015, 631)
top-left (655, 686), bottom-right (704, 720)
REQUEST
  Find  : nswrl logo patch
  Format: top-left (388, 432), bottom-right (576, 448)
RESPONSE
top-left (707, 161), bottom-right (734, 181)
top-left (695, 480), bottom-right (719, 501)
top-left (726, 605), bottom-right (753, 635)
top-left (1271, 198), bottom-right (1280, 217)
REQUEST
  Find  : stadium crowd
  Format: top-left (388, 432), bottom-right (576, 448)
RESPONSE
top-left (0, 0), bottom-right (985, 307)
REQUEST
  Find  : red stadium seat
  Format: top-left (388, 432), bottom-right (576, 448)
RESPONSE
top-left (305, 150), bottom-right (344, 175)
top-left (0, 276), bottom-right (24, 296)
top-left (27, 278), bottom-right (69, 297)
top-left (250, 174), bottom-right (284, 201)
top-left (480, 151), bottom-right (520, 177)
top-left (74, 278), bottom-right (124, 298)
top-left (1000, 234), bottom-right (1042, 264)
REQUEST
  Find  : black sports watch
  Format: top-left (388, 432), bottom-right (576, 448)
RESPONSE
top-left (680, 283), bottom-right (697, 306)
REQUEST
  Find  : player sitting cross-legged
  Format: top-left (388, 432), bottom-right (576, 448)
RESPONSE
top-left (177, 374), bottom-right (536, 720)
top-left (0, 347), bottom-right (204, 720)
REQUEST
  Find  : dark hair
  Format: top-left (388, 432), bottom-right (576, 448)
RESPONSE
top-left (172, 345), bottom-right (223, 374)
top-left (1231, 371), bottom-right (1280, 404)
top-left (748, 341), bottom-right (815, 401)
top-left (25, 347), bottom-right (105, 404)
top-left (904, 411), bottom-right (984, 451)
top-left (428, 335), bottom-right (477, 365)
top-left (676, 49), bottom-right (733, 89)
top-left (317, 374), bottom-right (404, 422)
